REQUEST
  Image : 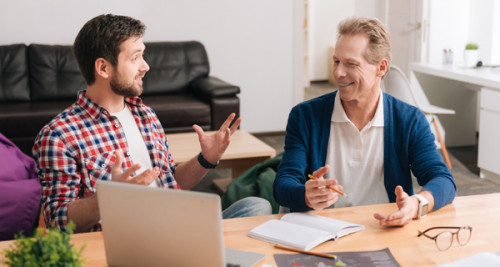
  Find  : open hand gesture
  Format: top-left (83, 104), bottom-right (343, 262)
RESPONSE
top-left (192, 113), bottom-right (242, 164)
top-left (373, 185), bottom-right (418, 226)
top-left (111, 150), bottom-right (159, 185)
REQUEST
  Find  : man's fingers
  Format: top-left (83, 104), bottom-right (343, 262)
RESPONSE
top-left (395, 185), bottom-right (407, 199)
top-left (312, 165), bottom-right (330, 178)
top-left (122, 164), bottom-right (141, 180)
top-left (222, 128), bottom-right (231, 142)
top-left (305, 179), bottom-right (338, 210)
top-left (381, 217), bottom-right (411, 227)
top-left (375, 210), bottom-right (412, 227)
top-left (219, 113), bottom-right (236, 131)
top-left (386, 210), bottom-right (405, 221)
top-left (325, 179), bottom-right (339, 187)
top-left (307, 195), bottom-right (337, 210)
top-left (373, 213), bottom-right (386, 221)
top-left (308, 186), bottom-right (336, 198)
top-left (133, 168), bottom-right (159, 185)
top-left (111, 150), bottom-right (123, 175)
top-left (229, 117), bottom-right (242, 134)
top-left (192, 124), bottom-right (204, 137)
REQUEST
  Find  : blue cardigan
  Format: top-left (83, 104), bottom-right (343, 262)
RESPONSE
top-left (273, 91), bottom-right (456, 212)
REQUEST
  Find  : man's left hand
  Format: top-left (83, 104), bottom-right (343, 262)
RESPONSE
top-left (193, 113), bottom-right (242, 164)
top-left (373, 185), bottom-right (418, 227)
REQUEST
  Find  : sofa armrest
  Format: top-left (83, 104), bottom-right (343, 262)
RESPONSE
top-left (210, 96), bottom-right (240, 130)
top-left (188, 76), bottom-right (240, 102)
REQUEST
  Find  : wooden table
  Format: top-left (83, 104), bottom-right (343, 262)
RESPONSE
top-left (2, 194), bottom-right (499, 266)
top-left (167, 130), bottom-right (276, 192)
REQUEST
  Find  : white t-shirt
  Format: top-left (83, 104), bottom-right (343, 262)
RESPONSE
top-left (112, 106), bottom-right (159, 187)
top-left (325, 89), bottom-right (388, 207)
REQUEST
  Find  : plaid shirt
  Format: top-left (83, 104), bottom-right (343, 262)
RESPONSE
top-left (33, 90), bottom-right (179, 232)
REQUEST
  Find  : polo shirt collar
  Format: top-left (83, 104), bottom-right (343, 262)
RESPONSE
top-left (332, 89), bottom-right (384, 127)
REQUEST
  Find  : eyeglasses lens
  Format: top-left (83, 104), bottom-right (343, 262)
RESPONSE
top-left (457, 227), bottom-right (472, 245)
top-left (436, 231), bottom-right (453, 250)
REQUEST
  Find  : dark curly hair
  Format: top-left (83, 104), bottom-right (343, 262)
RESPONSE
top-left (73, 14), bottom-right (146, 85)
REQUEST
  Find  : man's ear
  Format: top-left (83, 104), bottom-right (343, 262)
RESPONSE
top-left (377, 59), bottom-right (388, 77)
top-left (95, 58), bottom-right (111, 79)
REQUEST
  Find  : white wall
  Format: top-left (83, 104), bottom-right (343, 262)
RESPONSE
top-left (428, 0), bottom-right (469, 64)
top-left (355, 0), bottom-right (387, 21)
top-left (428, 0), bottom-right (497, 65)
top-left (493, 1), bottom-right (500, 64)
top-left (386, 0), bottom-right (420, 75)
top-left (308, 0), bottom-right (355, 81)
top-left (307, 0), bottom-right (385, 81)
top-left (0, 0), bottom-right (295, 133)
top-left (468, 0), bottom-right (494, 64)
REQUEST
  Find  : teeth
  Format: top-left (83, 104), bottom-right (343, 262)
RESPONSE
top-left (338, 83), bottom-right (351, 86)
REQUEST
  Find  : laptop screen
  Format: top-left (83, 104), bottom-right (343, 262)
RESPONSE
top-left (96, 180), bottom-right (226, 267)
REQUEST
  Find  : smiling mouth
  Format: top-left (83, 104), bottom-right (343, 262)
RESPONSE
top-left (134, 77), bottom-right (144, 86)
top-left (135, 74), bottom-right (145, 83)
top-left (338, 82), bottom-right (354, 87)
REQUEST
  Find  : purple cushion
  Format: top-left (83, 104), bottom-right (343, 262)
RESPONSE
top-left (0, 133), bottom-right (41, 241)
top-left (0, 179), bottom-right (42, 240)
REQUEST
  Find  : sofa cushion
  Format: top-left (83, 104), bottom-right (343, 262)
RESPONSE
top-left (0, 44), bottom-right (30, 101)
top-left (141, 94), bottom-right (211, 133)
top-left (143, 41), bottom-right (209, 95)
top-left (0, 100), bottom-right (75, 141)
top-left (28, 44), bottom-right (86, 100)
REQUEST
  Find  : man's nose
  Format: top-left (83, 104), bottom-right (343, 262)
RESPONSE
top-left (141, 58), bottom-right (150, 72)
top-left (333, 64), bottom-right (345, 78)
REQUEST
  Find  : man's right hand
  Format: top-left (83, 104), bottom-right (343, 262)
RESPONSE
top-left (304, 165), bottom-right (341, 210)
top-left (111, 150), bottom-right (159, 185)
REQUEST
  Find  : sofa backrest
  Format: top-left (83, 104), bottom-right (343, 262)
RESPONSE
top-left (28, 44), bottom-right (86, 101)
top-left (0, 41), bottom-right (209, 102)
top-left (143, 41), bottom-right (209, 95)
top-left (0, 44), bottom-right (30, 102)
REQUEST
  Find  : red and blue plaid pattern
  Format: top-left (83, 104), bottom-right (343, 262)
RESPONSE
top-left (33, 90), bottom-right (179, 232)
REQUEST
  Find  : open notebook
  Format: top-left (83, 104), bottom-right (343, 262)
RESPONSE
top-left (249, 213), bottom-right (364, 251)
top-left (96, 180), bottom-right (264, 267)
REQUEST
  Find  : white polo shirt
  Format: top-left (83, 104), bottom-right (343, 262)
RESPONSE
top-left (325, 90), bottom-right (388, 208)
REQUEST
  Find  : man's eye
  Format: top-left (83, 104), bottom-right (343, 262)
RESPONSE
top-left (334, 60), bottom-right (340, 64)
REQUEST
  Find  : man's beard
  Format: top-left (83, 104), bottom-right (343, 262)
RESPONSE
top-left (110, 73), bottom-right (144, 97)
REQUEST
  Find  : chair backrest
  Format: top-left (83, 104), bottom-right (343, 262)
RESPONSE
top-left (382, 65), bottom-right (433, 109)
top-left (382, 65), bottom-right (417, 106)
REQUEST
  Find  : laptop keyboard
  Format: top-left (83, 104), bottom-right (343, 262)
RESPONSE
top-left (226, 264), bottom-right (241, 267)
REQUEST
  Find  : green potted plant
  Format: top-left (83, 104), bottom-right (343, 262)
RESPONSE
top-left (2, 222), bottom-right (85, 267)
top-left (464, 43), bottom-right (479, 67)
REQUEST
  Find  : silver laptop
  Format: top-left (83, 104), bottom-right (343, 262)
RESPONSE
top-left (96, 180), bottom-right (265, 267)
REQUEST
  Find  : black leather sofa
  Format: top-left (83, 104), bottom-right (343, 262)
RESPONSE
top-left (0, 41), bottom-right (240, 155)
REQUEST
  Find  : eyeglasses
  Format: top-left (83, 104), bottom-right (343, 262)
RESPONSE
top-left (418, 226), bottom-right (472, 251)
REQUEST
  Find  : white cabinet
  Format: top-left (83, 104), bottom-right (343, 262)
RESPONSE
top-left (478, 88), bottom-right (500, 178)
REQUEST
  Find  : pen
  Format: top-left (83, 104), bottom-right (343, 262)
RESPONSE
top-left (274, 244), bottom-right (337, 260)
top-left (308, 174), bottom-right (347, 197)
